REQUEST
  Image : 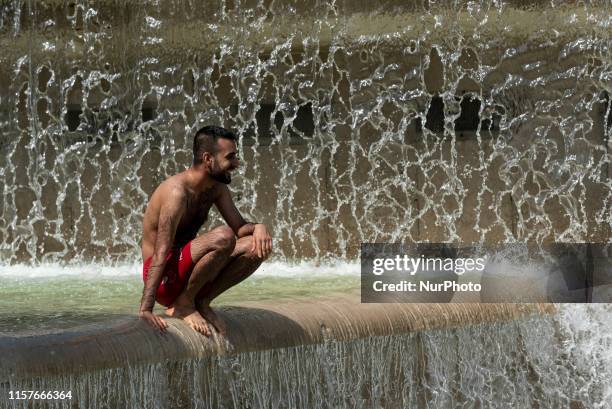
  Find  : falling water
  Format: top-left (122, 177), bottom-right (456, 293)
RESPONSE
top-left (0, 0), bottom-right (609, 263)
top-left (2, 307), bottom-right (612, 408)
top-left (0, 1), bottom-right (611, 408)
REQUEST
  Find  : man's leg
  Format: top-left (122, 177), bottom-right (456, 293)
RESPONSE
top-left (194, 235), bottom-right (266, 334)
top-left (166, 225), bottom-right (236, 335)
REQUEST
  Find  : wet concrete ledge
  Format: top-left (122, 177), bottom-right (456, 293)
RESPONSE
top-left (0, 296), bottom-right (554, 381)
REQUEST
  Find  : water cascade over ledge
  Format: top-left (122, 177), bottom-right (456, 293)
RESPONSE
top-left (0, 0), bottom-right (610, 263)
top-left (1, 300), bottom-right (564, 409)
top-left (0, 0), bottom-right (611, 408)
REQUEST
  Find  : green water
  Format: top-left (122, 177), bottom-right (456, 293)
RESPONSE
top-left (0, 275), bottom-right (359, 335)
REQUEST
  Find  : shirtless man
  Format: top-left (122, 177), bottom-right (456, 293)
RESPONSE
top-left (139, 125), bottom-right (272, 335)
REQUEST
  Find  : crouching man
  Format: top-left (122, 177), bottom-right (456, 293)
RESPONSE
top-left (139, 125), bottom-right (272, 336)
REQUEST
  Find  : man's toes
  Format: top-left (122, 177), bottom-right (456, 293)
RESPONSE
top-left (190, 322), bottom-right (202, 333)
top-left (195, 322), bottom-right (209, 336)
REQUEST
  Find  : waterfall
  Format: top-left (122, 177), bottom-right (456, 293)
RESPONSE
top-left (0, 1), bottom-right (611, 408)
top-left (2, 306), bottom-right (612, 409)
top-left (0, 0), bottom-right (609, 264)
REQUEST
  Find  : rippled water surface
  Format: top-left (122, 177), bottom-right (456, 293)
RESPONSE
top-left (0, 262), bottom-right (360, 335)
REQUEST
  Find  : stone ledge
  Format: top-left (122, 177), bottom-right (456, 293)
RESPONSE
top-left (0, 295), bottom-right (554, 380)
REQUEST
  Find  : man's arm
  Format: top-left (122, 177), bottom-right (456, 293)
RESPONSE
top-left (139, 188), bottom-right (186, 330)
top-left (215, 185), bottom-right (272, 258)
top-left (236, 222), bottom-right (256, 238)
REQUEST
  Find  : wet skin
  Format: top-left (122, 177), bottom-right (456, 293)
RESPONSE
top-left (139, 138), bottom-right (273, 335)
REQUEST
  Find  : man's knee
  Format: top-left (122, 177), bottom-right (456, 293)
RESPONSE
top-left (211, 225), bottom-right (236, 253)
top-left (242, 241), bottom-right (268, 264)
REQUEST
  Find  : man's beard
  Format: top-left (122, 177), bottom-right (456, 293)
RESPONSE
top-left (210, 167), bottom-right (231, 184)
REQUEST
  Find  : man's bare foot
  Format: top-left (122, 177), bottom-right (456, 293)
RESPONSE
top-left (166, 304), bottom-right (211, 336)
top-left (197, 303), bottom-right (227, 335)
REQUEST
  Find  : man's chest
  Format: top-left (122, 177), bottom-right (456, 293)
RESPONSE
top-left (180, 191), bottom-right (216, 229)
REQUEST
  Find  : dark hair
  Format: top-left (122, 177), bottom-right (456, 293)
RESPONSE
top-left (193, 125), bottom-right (237, 165)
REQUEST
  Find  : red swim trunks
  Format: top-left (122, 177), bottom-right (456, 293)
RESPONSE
top-left (142, 242), bottom-right (195, 307)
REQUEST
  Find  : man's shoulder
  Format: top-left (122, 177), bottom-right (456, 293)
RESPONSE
top-left (155, 175), bottom-right (189, 201)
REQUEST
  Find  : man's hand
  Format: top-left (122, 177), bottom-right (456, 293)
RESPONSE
top-left (139, 310), bottom-right (169, 333)
top-left (251, 224), bottom-right (272, 259)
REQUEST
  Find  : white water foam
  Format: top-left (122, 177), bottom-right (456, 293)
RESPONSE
top-left (0, 260), bottom-right (361, 280)
top-left (555, 303), bottom-right (612, 407)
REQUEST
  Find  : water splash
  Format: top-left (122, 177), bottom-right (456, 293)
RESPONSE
top-left (0, 1), bottom-right (609, 264)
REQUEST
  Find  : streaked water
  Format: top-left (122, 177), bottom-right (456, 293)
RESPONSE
top-left (3, 306), bottom-right (612, 408)
top-left (0, 1), bottom-right (610, 263)
top-left (0, 0), bottom-right (610, 407)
